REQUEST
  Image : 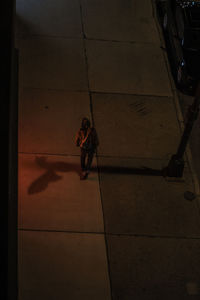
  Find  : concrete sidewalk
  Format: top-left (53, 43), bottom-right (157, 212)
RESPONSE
top-left (17, 0), bottom-right (200, 299)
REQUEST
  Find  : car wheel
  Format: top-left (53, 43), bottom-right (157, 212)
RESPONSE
top-left (163, 12), bottom-right (168, 30)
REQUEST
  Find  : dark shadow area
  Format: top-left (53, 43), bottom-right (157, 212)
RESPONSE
top-left (155, 0), bottom-right (196, 96)
top-left (28, 171), bottom-right (63, 195)
top-left (16, 14), bottom-right (34, 37)
top-left (28, 156), bottom-right (80, 195)
top-left (28, 157), bottom-right (164, 195)
top-left (94, 165), bottom-right (163, 176)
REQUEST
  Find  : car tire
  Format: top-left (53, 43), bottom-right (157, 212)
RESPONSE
top-left (163, 12), bottom-right (168, 30)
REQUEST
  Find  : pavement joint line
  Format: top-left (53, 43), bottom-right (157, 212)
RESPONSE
top-left (96, 155), bottom-right (123, 300)
top-left (79, 0), bottom-right (94, 126)
top-left (18, 228), bottom-right (104, 235)
top-left (106, 232), bottom-right (200, 240)
top-left (79, 1), bottom-right (113, 299)
top-left (18, 228), bottom-right (200, 240)
top-left (86, 37), bottom-right (159, 45)
top-left (19, 86), bottom-right (89, 93)
top-left (19, 86), bottom-right (172, 99)
top-left (16, 29), bottom-right (160, 47)
top-left (89, 91), bottom-right (95, 126)
top-left (18, 152), bottom-right (80, 157)
top-left (152, 0), bottom-right (200, 204)
top-left (79, 0), bottom-right (90, 91)
top-left (91, 90), bottom-right (173, 98)
top-left (16, 34), bottom-right (84, 40)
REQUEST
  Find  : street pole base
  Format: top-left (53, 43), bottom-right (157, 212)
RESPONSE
top-left (163, 155), bottom-right (185, 177)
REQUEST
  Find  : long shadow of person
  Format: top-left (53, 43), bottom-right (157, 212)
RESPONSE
top-left (28, 156), bottom-right (80, 195)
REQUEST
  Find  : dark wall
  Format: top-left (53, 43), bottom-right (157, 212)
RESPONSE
top-left (0, 1), bottom-right (18, 299)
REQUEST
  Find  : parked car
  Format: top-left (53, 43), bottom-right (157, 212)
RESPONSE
top-left (161, 0), bottom-right (200, 94)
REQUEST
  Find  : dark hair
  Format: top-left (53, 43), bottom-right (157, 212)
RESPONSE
top-left (81, 118), bottom-right (91, 128)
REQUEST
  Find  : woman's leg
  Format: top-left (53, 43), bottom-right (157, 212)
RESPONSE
top-left (81, 148), bottom-right (86, 171)
top-left (86, 151), bottom-right (94, 172)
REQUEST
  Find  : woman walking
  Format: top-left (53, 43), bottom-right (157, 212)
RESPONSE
top-left (75, 117), bottom-right (99, 180)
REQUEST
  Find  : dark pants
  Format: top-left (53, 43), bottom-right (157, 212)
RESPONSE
top-left (81, 148), bottom-right (94, 172)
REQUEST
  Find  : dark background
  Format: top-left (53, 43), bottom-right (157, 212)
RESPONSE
top-left (0, 1), bottom-right (18, 299)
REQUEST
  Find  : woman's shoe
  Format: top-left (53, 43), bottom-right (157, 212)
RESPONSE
top-left (80, 172), bottom-right (86, 180)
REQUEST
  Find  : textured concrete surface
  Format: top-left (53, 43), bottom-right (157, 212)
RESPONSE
top-left (86, 40), bottom-right (172, 96)
top-left (107, 235), bottom-right (200, 299)
top-left (18, 231), bottom-right (111, 300)
top-left (16, 0), bottom-right (200, 298)
top-left (18, 37), bottom-right (88, 90)
top-left (92, 93), bottom-right (179, 158)
top-left (81, 0), bottom-right (160, 43)
top-left (16, 0), bottom-right (82, 38)
top-left (98, 156), bottom-right (200, 237)
top-left (18, 154), bottom-right (103, 232)
top-left (18, 89), bottom-right (91, 155)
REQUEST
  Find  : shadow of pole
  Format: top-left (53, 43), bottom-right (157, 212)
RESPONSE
top-left (93, 165), bottom-right (164, 176)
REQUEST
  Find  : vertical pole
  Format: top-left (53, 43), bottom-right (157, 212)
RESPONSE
top-left (176, 84), bottom-right (200, 158)
top-left (164, 81), bottom-right (200, 177)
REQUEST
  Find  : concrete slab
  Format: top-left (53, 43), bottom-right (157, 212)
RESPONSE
top-left (18, 89), bottom-right (90, 155)
top-left (16, 0), bottom-right (82, 38)
top-left (18, 37), bottom-right (88, 90)
top-left (18, 154), bottom-right (104, 232)
top-left (86, 40), bottom-right (172, 96)
top-left (18, 231), bottom-right (111, 300)
top-left (107, 235), bottom-right (200, 299)
top-left (81, 0), bottom-right (160, 44)
top-left (92, 93), bottom-right (179, 158)
top-left (98, 156), bottom-right (200, 237)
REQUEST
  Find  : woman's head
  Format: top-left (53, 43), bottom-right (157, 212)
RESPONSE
top-left (81, 117), bottom-right (91, 129)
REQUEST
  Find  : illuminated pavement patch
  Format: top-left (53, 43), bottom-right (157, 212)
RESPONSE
top-left (81, 0), bottom-right (160, 44)
top-left (18, 89), bottom-right (91, 155)
top-left (18, 231), bottom-right (111, 300)
top-left (86, 40), bottom-right (172, 96)
top-left (16, 0), bottom-right (82, 38)
top-left (106, 235), bottom-right (200, 300)
top-left (18, 154), bottom-right (104, 232)
top-left (92, 93), bottom-right (179, 158)
top-left (18, 37), bottom-right (88, 90)
top-left (97, 157), bottom-right (200, 237)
